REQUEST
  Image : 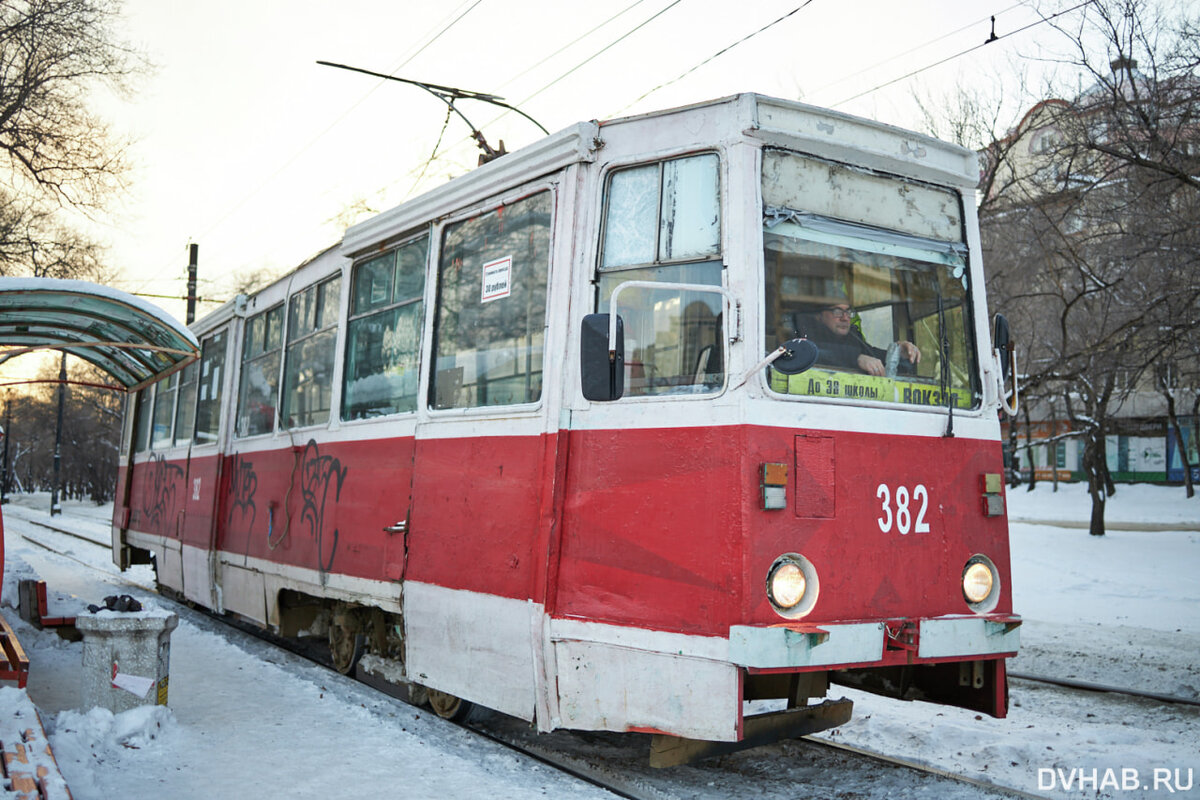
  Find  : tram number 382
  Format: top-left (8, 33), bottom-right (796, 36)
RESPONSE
top-left (876, 483), bottom-right (932, 535)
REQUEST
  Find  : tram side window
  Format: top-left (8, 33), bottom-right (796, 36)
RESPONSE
top-left (236, 304), bottom-right (283, 437)
top-left (133, 389), bottom-right (152, 452)
top-left (173, 360), bottom-right (198, 446)
top-left (150, 373), bottom-right (177, 448)
top-left (598, 153), bottom-right (725, 396)
top-left (194, 329), bottom-right (227, 444)
top-left (343, 235), bottom-right (427, 420)
top-left (601, 153), bottom-right (720, 268)
top-left (431, 191), bottom-right (552, 410)
top-left (282, 275), bottom-right (341, 428)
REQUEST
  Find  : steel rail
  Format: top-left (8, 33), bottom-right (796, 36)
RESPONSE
top-left (801, 736), bottom-right (1052, 800)
top-left (1010, 671), bottom-right (1200, 708)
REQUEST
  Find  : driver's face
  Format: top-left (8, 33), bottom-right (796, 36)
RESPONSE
top-left (820, 305), bottom-right (853, 335)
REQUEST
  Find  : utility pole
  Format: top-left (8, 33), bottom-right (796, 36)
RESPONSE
top-left (1, 392), bottom-right (9, 504)
top-left (51, 352), bottom-right (65, 516)
top-left (187, 243), bottom-right (199, 325)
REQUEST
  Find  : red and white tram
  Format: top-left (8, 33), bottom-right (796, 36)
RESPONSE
top-left (113, 94), bottom-right (1020, 764)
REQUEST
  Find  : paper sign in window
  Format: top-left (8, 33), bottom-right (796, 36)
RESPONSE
top-left (481, 256), bottom-right (513, 303)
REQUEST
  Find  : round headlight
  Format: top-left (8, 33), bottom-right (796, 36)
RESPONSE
top-left (961, 555), bottom-right (1000, 612)
top-left (962, 562), bottom-right (993, 603)
top-left (765, 554), bottom-right (819, 618)
top-left (769, 562), bottom-right (806, 609)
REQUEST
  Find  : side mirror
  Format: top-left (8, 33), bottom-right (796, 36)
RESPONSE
top-left (993, 313), bottom-right (1012, 382)
top-left (581, 313), bottom-right (624, 401)
top-left (772, 338), bottom-right (819, 375)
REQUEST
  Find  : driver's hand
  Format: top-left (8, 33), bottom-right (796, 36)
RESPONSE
top-left (857, 354), bottom-right (885, 376)
top-left (900, 341), bottom-right (922, 364)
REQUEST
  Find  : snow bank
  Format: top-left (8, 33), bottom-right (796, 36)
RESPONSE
top-left (1007, 481), bottom-right (1198, 529)
top-left (45, 706), bottom-right (176, 799)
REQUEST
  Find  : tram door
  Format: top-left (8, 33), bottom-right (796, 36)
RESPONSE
top-left (178, 328), bottom-right (230, 609)
top-left (404, 188), bottom-right (558, 718)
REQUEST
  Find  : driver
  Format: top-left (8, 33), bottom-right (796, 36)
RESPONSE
top-left (797, 294), bottom-right (921, 376)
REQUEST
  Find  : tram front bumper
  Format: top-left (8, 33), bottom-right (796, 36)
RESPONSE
top-left (729, 614), bottom-right (1021, 670)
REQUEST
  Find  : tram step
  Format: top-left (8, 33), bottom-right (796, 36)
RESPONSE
top-left (648, 698), bottom-right (853, 768)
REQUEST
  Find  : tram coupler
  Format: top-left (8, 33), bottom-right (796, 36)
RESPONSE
top-left (883, 619), bottom-right (919, 652)
top-left (647, 698), bottom-right (852, 768)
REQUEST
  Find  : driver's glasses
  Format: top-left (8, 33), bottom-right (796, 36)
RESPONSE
top-left (824, 306), bottom-right (854, 319)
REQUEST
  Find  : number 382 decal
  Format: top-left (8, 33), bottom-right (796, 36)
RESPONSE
top-left (875, 483), bottom-right (931, 534)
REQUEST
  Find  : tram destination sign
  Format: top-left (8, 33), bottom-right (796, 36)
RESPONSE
top-left (771, 369), bottom-right (973, 410)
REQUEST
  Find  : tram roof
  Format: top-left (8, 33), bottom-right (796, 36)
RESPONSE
top-left (342, 94), bottom-right (979, 258)
top-left (0, 277), bottom-right (200, 392)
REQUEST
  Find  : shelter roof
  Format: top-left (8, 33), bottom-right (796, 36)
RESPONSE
top-left (0, 278), bottom-right (199, 391)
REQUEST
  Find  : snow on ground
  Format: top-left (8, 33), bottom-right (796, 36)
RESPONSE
top-left (816, 483), bottom-right (1199, 799)
top-left (1, 485), bottom-right (1197, 799)
top-left (1, 496), bottom-right (616, 800)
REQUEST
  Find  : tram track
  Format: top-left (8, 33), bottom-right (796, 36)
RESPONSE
top-left (1009, 671), bottom-right (1200, 708)
top-left (10, 516), bottom-right (1188, 800)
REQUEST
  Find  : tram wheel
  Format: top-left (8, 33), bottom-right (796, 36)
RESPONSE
top-left (328, 607), bottom-right (364, 674)
top-left (427, 689), bottom-right (480, 722)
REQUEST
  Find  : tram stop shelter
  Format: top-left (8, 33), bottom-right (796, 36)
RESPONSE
top-left (0, 276), bottom-right (198, 681)
top-left (0, 277), bottom-right (200, 393)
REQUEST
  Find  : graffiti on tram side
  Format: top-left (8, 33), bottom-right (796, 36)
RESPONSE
top-left (140, 454), bottom-right (184, 533)
top-left (298, 439), bottom-right (348, 572)
top-left (227, 452), bottom-right (258, 534)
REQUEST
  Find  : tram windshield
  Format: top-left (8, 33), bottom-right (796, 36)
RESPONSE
top-left (762, 150), bottom-right (980, 410)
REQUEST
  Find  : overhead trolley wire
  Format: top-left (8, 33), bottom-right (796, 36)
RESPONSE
top-left (804, 1), bottom-right (1026, 102)
top-left (129, 1), bottom-right (487, 295)
top-left (513, 0), bottom-right (686, 107)
top-left (393, 0), bottom-right (688, 196)
top-left (614, 0), bottom-right (819, 114)
top-left (829, 0), bottom-right (1096, 108)
top-left (491, 0), bottom-right (654, 94)
top-left (386, 0), bottom-right (486, 76)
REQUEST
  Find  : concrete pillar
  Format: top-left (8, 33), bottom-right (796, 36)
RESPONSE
top-left (75, 610), bottom-right (178, 713)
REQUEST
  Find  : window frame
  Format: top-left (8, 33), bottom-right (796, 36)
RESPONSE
top-left (150, 371), bottom-right (178, 450)
top-left (340, 231), bottom-right (430, 423)
top-left (591, 150), bottom-right (731, 404)
top-left (426, 184), bottom-right (557, 416)
top-left (597, 150), bottom-right (723, 275)
top-left (132, 385), bottom-right (153, 453)
top-left (192, 327), bottom-right (230, 447)
top-left (280, 272), bottom-right (342, 430)
top-left (758, 149), bottom-right (985, 414)
top-left (234, 302), bottom-right (286, 439)
top-left (172, 358), bottom-right (199, 447)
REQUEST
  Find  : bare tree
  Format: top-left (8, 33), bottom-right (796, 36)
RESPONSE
top-left (0, 0), bottom-right (142, 278)
top-left (973, 0), bottom-right (1200, 534)
top-left (3, 357), bottom-right (123, 501)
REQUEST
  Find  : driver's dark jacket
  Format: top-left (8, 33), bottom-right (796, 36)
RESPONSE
top-left (794, 313), bottom-right (885, 370)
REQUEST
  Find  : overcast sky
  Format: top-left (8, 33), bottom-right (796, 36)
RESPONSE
top-left (88, 0), bottom-right (1075, 322)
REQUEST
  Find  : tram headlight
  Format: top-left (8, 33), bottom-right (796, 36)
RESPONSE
top-left (770, 563), bottom-right (806, 608)
top-left (766, 554), bottom-right (819, 618)
top-left (962, 555), bottom-right (1000, 612)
